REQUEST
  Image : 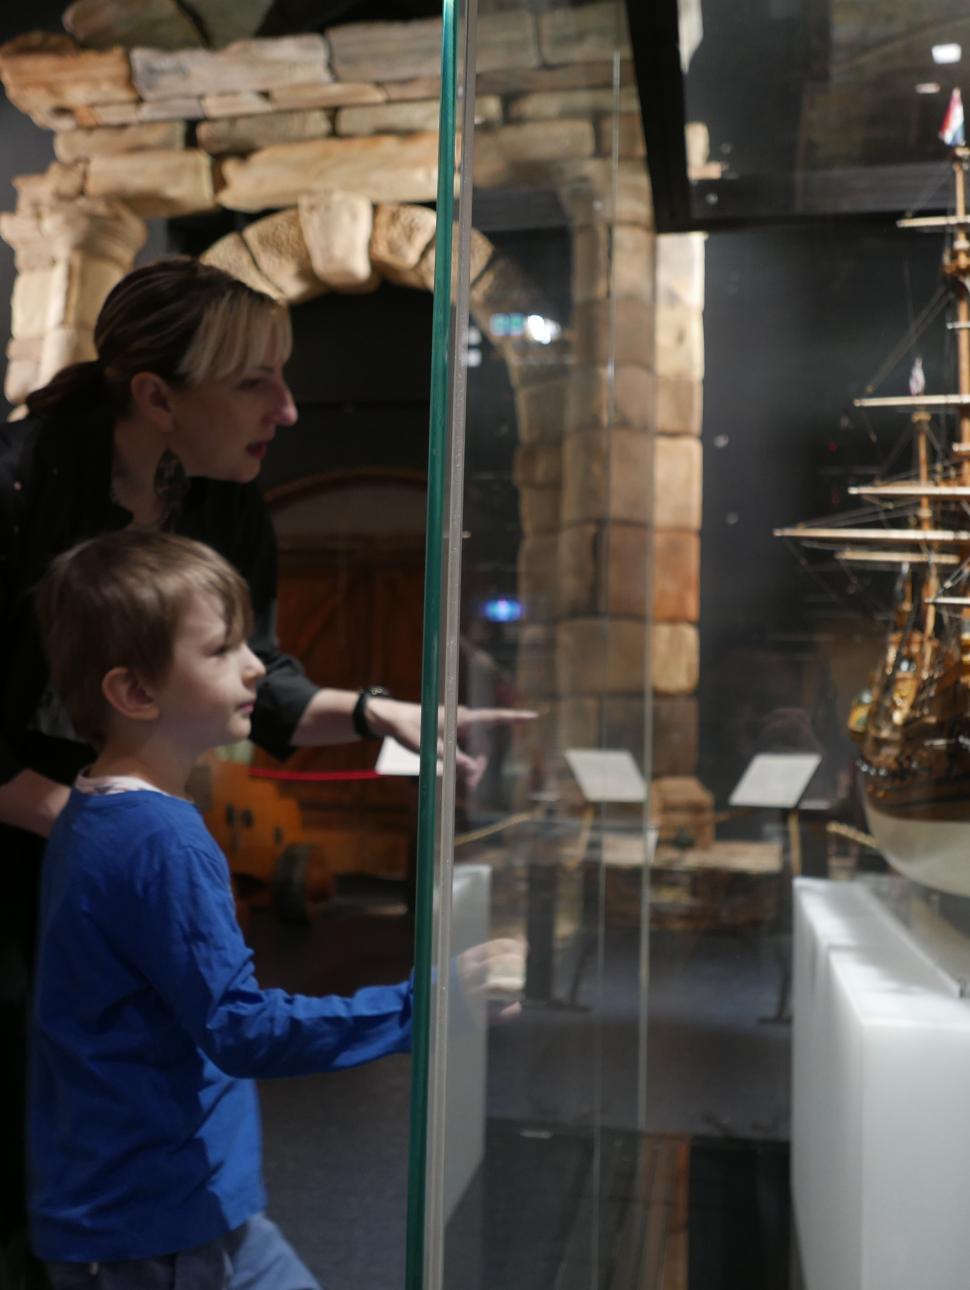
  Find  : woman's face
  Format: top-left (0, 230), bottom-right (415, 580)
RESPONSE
top-left (167, 361), bottom-right (298, 483)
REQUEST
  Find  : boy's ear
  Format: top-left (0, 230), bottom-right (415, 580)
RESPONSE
top-left (101, 667), bottom-right (159, 723)
top-left (128, 371), bottom-right (176, 433)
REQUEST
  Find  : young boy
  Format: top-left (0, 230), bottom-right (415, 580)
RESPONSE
top-left (28, 530), bottom-right (414, 1290)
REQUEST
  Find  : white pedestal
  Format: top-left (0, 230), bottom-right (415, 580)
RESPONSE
top-left (792, 878), bottom-right (970, 1290)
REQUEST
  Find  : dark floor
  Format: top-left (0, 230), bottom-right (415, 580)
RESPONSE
top-left (248, 902), bottom-right (797, 1290)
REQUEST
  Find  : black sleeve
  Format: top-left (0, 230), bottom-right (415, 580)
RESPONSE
top-left (199, 483), bottom-right (320, 761)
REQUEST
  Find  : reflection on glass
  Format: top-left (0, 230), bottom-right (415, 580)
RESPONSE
top-left (413, 0), bottom-right (657, 1286)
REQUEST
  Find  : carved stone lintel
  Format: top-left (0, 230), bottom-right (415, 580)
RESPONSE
top-left (85, 148), bottom-right (215, 217)
top-left (197, 109), bottom-right (332, 157)
top-left (217, 133), bottom-right (439, 211)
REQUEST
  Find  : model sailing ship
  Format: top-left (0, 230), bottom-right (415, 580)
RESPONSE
top-left (777, 90), bottom-right (970, 897)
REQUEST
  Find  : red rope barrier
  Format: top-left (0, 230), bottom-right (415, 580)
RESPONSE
top-left (248, 768), bottom-right (383, 782)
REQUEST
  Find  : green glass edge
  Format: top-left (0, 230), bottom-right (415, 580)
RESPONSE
top-left (405, 0), bottom-right (457, 1282)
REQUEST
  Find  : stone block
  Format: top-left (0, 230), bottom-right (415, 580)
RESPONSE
top-left (241, 208), bottom-right (324, 305)
top-left (558, 523), bottom-right (600, 617)
top-left (656, 374), bottom-right (702, 436)
top-left (563, 427), bottom-right (651, 525)
top-left (46, 252), bottom-right (124, 329)
top-left (613, 224), bottom-right (653, 300)
top-left (507, 86), bottom-right (639, 121)
top-left (519, 485), bottom-right (560, 535)
top-left (4, 357), bottom-right (39, 405)
top-left (515, 624), bottom-right (557, 701)
top-left (652, 530), bottom-right (699, 623)
top-left (39, 197), bottom-right (146, 266)
top-left (37, 325), bottom-right (97, 387)
top-left (1, 44), bottom-right (136, 111)
top-left (518, 533), bottom-right (560, 623)
top-left (403, 226), bottom-right (494, 294)
top-left (86, 148), bottom-right (215, 217)
top-left (557, 617), bottom-right (647, 695)
top-left (574, 297), bottom-right (653, 367)
top-left (62, 0), bottom-right (204, 50)
top-left (217, 132), bottom-right (439, 210)
top-left (0, 213), bottom-right (56, 271)
top-left (380, 77), bottom-right (441, 101)
top-left (369, 201), bottom-right (437, 280)
top-left (200, 231), bottom-right (285, 298)
top-left (571, 224), bottom-right (609, 303)
top-left (554, 158), bottom-right (652, 227)
top-left (474, 120), bottom-right (596, 188)
top-left (54, 120), bottom-right (184, 163)
top-left (328, 18), bottom-right (441, 82)
top-left (478, 61), bottom-right (626, 95)
top-left (270, 81), bottom-right (386, 109)
top-left (538, 4), bottom-right (632, 66)
top-left (514, 379), bottom-right (569, 445)
top-left (201, 92), bottom-right (273, 119)
top-left (11, 270), bottom-right (54, 339)
top-left (132, 36), bottom-right (331, 100)
top-left (607, 522), bottom-right (649, 618)
top-left (656, 303), bottom-right (704, 379)
top-left (652, 624), bottom-right (698, 695)
top-left (299, 190), bottom-right (377, 292)
top-left (88, 97), bottom-right (205, 125)
top-left (564, 365), bottom-right (653, 434)
top-left (654, 436), bottom-right (701, 530)
top-left (513, 439), bottom-right (562, 488)
top-left (198, 109), bottom-right (331, 156)
top-left (336, 95), bottom-right (501, 136)
top-left (656, 232), bottom-right (705, 310)
top-left (329, 12), bottom-right (538, 82)
top-left (651, 696), bottom-right (699, 777)
top-left (469, 252), bottom-right (556, 334)
top-left (14, 164), bottom-right (86, 211)
top-left (597, 112), bottom-right (645, 158)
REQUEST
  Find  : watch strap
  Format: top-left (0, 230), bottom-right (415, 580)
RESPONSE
top-left (352, 686), bottom-right (390, 739)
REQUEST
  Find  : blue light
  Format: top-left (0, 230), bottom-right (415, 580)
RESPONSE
top-left (483, 597), bottom-right (523, 623)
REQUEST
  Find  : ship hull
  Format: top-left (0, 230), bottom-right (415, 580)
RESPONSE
top-left (864, 794), bottom-right (970, 897)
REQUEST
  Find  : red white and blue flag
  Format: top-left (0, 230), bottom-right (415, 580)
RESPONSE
top-left (939, 88), bottom-right (966, 147)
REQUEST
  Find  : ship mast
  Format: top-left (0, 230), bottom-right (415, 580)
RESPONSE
top-left (946, 146), bottom-right (970, 481)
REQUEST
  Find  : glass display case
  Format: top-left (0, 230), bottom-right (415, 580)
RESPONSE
top-left (407, 0), bottom-right (655, 1286)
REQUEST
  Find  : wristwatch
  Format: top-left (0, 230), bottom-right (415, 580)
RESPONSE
top-left (352, 686), bottom-right (391, 740)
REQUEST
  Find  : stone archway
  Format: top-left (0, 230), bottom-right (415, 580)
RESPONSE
top-left (0, 5), bottom-right (707, 838)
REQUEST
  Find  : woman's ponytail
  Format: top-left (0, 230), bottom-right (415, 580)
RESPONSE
top-left (25, 360), bottom-right (107, 420)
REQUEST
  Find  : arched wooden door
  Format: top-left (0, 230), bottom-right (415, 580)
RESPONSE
top-left (253, 469), bottom-right (427, 884)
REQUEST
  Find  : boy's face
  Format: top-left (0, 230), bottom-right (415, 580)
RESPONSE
top-left (152, 591), bottom-right (265, 753)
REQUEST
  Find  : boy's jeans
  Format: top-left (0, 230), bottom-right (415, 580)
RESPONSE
top-left (43, 1213), bottom-right (320, 1289)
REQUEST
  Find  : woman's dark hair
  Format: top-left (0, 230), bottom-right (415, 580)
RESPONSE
top-left (25, 256), bottom-right (291, 420)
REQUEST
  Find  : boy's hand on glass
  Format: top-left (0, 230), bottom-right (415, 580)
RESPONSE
top-left (455, 937), bottom-right (526, 1019)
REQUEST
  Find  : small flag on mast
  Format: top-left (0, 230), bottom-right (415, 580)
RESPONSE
top-left (939, 88), bottom-right (966, 147)
top-left (909, 356), bottom-right (926, 397)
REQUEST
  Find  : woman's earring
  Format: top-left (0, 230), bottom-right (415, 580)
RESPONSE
top-left (154, 448), bottom-right (189, 518)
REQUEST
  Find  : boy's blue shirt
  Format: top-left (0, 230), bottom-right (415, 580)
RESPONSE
top-left (29, 787), bottom-right (413, 1263)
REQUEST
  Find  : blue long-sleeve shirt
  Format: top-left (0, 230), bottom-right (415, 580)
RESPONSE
top-left (28, 787), bottom-right (413, 1262)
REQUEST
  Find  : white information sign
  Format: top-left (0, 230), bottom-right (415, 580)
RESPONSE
top-left (564, 748), bottom-right (648, 803)
top-left (729, 752), bottom-right (822, 810)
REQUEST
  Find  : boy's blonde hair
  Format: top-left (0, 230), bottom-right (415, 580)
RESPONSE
top-left (35, 531), bottom-right (253, 747)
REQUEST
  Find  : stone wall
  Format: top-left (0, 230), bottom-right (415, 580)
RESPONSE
top-left (0, 2), bottom-right (706, 805)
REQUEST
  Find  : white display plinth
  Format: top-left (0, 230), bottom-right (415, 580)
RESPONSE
top-left (792, 878), bottom-right (970, 1290)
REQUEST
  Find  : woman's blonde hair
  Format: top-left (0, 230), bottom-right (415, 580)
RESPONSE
top-left (35, 529), bottom-right (253, 748)
top-left (26, 257), bottom-right (292, 419)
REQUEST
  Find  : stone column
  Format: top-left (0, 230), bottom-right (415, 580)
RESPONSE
top-left (0, 196), bottom-right (146, 410)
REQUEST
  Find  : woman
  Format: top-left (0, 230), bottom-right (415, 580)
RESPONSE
top-left (0, 256), bottom-right (526, 1286)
